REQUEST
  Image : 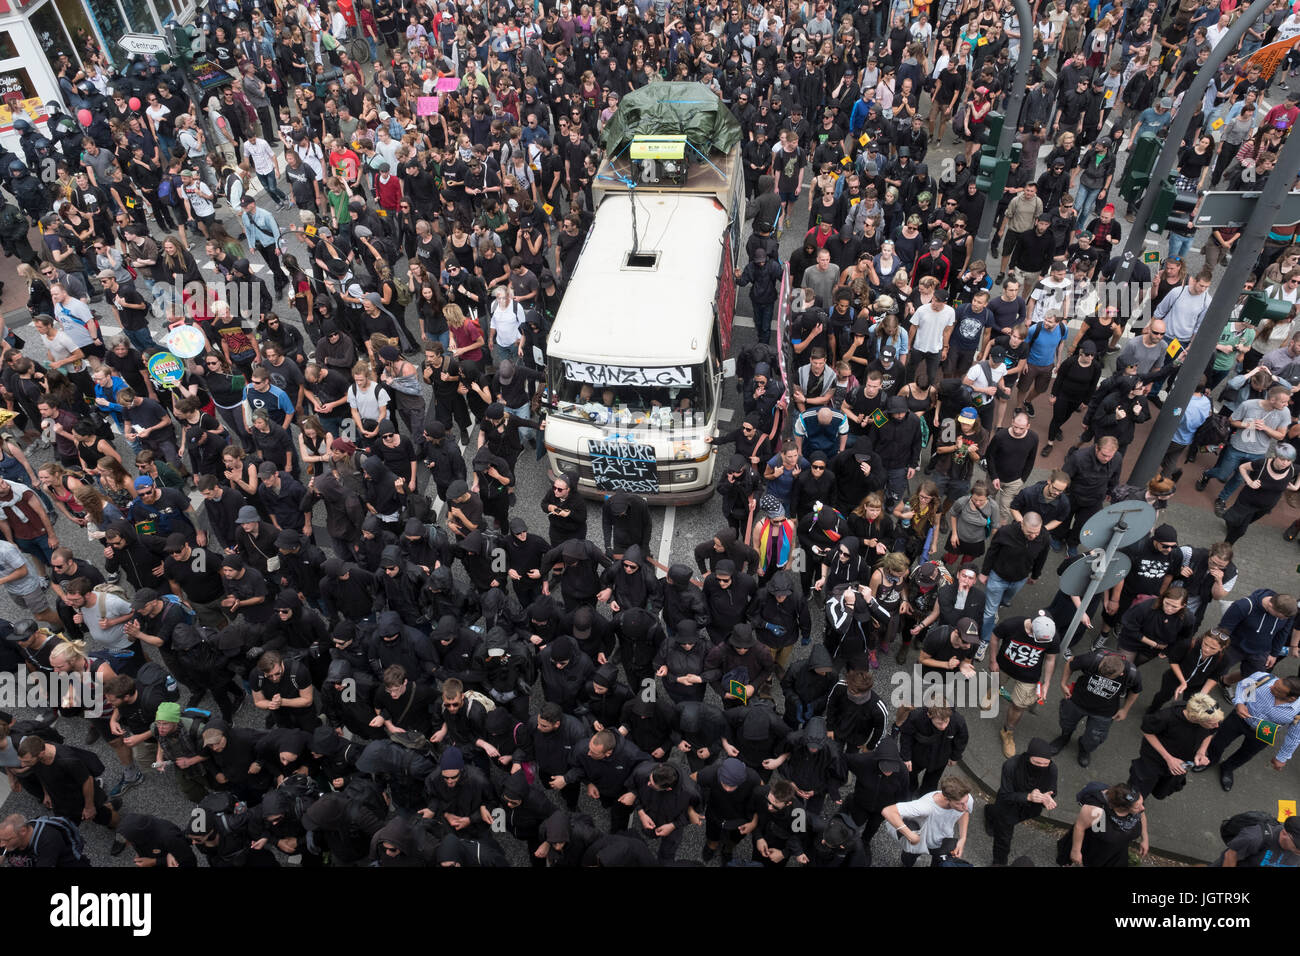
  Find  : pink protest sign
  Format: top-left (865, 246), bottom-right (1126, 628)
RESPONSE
top-left (417, 96), bottom-right (438, 115)
top-left (435, 76), bottom-right (459, 92)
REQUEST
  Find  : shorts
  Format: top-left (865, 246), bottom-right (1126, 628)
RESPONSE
top-left (1021, 363), bottom-right (1054, 394)
top-left (11, 587), bottom-right (52, 613)
top-left (779, 190), bottom-right (799, 204)
top-left (1006, 678), bottom-right (1039, 708)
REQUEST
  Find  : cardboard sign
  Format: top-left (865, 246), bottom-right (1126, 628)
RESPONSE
top-left (587, 439), bottom-right (658, 493)
top-left (417, 96), bottom-right (439, 116)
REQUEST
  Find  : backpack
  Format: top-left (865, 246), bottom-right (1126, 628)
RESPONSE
top-left (29, 815), bottom-right (87, 863)
top-left (134, 661), bottom-right (181, 711)
top-left (341, 775), bottom-right (389, 825)
top-left (1075, 780), bottom-right (1109, 806)
top-left (276, 773), bottom-right (320, 819)
top-left (393, 276), bottom-right (413, 307)
top-left (464, 689), bottom-right (497, 713)
top-left (160, 593), bottom-right (198, 626)
top-left (158, 173), bottom-right (182, 206)
top-left (1220, 810), bottom-right (1281, 845)
top-left (1192, 408), bottom-right (1232, 453)
top-left (11, 715), bottom-right (63, 744)
top-left (93, 582), bottom-right (131, 608)
top-left (196, 791), bottom-right (247, 835)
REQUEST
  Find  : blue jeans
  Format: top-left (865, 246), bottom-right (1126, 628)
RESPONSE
top-left (1167, 232), bottom-right (1194, 260)
top-left (257, 170), bottom-right (289, 205)
top-left (124, 326), bottom-right (158, 353)
top-left (1058, 695), bottom-right (1114, 754)
top-left (1206, 445), bottom-right (1264, 502)
top-left (509, 402), bottom-right (537, 445)
top-left (753, 300), bottom-right (774, 344)
top-left (982, 571), bottom-right (1028, 641)
top-left (1074, 184), bottom-right (1103, 220)
top-left (15, 533), bottom-right (54, 569)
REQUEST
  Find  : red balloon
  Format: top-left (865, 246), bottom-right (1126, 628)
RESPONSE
top-left (76, 108), bottom-right (92, 126)
top-left (128, 97), bottom-right (141, 111)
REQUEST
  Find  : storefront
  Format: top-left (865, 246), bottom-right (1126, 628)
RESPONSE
top-left (0, 0), bottom-right (194, 142)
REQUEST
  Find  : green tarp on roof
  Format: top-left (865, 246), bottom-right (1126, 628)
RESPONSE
top-left (600, 82), bottom-right (742, 158)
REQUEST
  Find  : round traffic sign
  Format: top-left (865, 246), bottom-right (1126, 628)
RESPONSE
top-left (1060, 551), bottom-right (1132, 598)
top-left (1079, 500), bottom-right (1157, 552)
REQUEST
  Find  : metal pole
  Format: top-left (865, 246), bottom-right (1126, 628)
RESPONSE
top-left (1060, 520), bottom-right (1128, 652)
top-left (971, 0), bottom-right (1034, 266)
top-left (1108, 0), bottom-right (1274, 302)
top-left (1127, 127), bottom-right (1300, 486)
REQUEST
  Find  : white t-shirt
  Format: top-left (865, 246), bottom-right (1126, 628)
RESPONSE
top-left (185, 180), bottom-right (216, 218)
top-left (490, 301), bottom-right (525, 348)
top-left (892, 792), bottom-right (974, 853)
top-left (43, 329), bottom-right (86, 373)
top-left (243, 138), bottom-right (277, 176)
top-left (912, 304), bottom-right (956, 353)
top-left (348, 382), bottom-right (389, 421)
top-left (963, 359), bottom-right (1007, 406)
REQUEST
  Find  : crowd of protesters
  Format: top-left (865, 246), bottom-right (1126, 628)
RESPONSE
top-left (0, 0), bottom-right (1298, 870)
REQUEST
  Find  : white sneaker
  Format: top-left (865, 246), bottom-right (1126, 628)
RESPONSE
top-left (974, 642), bottom-right (988, 662)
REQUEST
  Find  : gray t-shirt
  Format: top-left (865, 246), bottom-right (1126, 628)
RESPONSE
top-left (1230, 399), bottom-right (1292, 455)
top-left (0, 539), bottom-right (38, 595)
top-left (1118, 336), bottom-right (1165, 376)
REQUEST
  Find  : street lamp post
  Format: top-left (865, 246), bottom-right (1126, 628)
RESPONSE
top-left (1126, 129), bottom-right (1300, 486)
top-left (971, 0), bottom-right (1034, 266)
top-left (1107, 0), bottom-right (1275, 299)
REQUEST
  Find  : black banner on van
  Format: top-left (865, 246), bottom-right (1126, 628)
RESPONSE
top-left (588, 439), bottom-right (659, 494)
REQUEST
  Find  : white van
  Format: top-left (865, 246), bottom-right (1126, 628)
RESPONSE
top-left (544, 141), bottom-right (746, 505)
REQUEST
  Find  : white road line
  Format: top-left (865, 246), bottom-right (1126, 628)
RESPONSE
top-left (718, 407), bottom-right (734, 421)
top-left (658, 503), bottom-right (676, 565)
top-left (734, 314), bottom-right (754, 328)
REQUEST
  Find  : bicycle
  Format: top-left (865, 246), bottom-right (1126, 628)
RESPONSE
top-left (348, 34), bottom-right (373, 65)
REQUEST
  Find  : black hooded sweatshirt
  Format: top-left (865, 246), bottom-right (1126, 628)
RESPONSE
top-left (844, 737), bottom-right (911, 814)
top-left (118, 813), bottom-right (197, 867)
top-left (661, 564), bottom-right (709, 632)
top-left (105, 520), bottom-right (169, 590)
top-left (543, 538), bottom-right (612, 603)
top-left (538, 635), bottom-right (594, 711)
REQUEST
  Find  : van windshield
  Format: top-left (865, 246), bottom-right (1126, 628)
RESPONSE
top-left (547, 358), bottom-right (711, 431)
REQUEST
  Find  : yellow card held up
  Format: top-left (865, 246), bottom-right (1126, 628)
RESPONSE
top-left (1280, 800), bottom-right (1297, 823)
top-left (1166, 338), bottom-right (1182, 358)
top-left (543, 203), bottom-right (555, 216)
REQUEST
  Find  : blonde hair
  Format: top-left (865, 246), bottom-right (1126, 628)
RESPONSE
top-left (1185, 693), bottom-right (1224, 725)
top-left (50, 638), bottom-right (89, 670)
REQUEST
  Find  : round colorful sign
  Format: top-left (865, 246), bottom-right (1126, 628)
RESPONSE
top-left (147, 351), bottom-right (185, 389)
top-left (165, 324), bottom-right (207, 358)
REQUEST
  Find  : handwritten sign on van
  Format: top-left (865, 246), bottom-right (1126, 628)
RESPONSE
top-left (588, 439), bottom-right (659, 493)
top-left (563, 361), bottom-right (691, 388)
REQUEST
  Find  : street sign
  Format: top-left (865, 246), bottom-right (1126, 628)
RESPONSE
top-left (1060, 551), bottom-right (1131, 598)
top-left (1079, 501), bottom-right (1156, 551)
top-left (118, 33), bottom-right (169, 55)
top-left (1195, 190), bottom-right (1300, 228)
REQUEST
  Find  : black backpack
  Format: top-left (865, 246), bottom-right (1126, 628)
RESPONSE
top-left (1192, 408), bottom-right (1232, 453)
top-left (29, 815), bottom-right (87, 863)
top-left (341, 775), bottom-right (389, 826)
top-left (1220, 810), bottom-right (1281, 844)
top-left (134, 661), bottom-right (180, 711)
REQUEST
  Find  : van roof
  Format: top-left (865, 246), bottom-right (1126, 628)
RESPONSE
top-left (548, 193), bottom-right (727, 366)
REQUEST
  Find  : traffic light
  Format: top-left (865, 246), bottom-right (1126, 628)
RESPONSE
top-left (975, 111), bottom-right (1009, 195)
top-left (164, 22), bottom-right (201, 67)
top-left (1242, 293), bottom-right (1293, 326)
top-left (1146, 174), bottom-right (1178, 233)
top-left (1120, 132), bottom-right (1160, 204)
top-left (1165, 182), bottom-right (1198, 233)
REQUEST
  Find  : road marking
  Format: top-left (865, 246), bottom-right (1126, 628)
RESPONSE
top-left (718, 406), bottom-right (734, 421)
top-left (658, 503), bottom-right (676, 565)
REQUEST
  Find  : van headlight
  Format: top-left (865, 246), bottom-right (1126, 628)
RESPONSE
top-left (672, 468), bottom-right (698, 483)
